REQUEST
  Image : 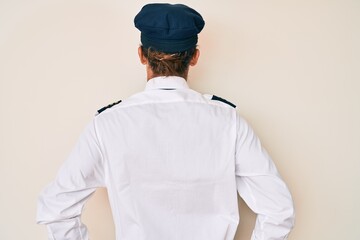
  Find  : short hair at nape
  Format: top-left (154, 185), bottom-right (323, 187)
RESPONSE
top-left (141, 46), bottom-right (197, 78)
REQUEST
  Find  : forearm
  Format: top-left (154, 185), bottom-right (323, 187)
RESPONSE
top-left (41, 217), bottom-right (89, 240)
top-left (36, 184), bottom-right (96, 240)
top-left (37, 120), bottom-right (104, 240)
top-left (237, 175), bottom-right (295, 240)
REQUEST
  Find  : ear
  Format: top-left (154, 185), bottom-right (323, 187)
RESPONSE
top-left (189, 49), bottom-right (200, 66)
top-left (138, 46), bottom-right (148, 65)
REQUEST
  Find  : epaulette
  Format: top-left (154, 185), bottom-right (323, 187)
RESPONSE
top-left (211, 95), bottom-right (236, 108)
top-left (96, 100), bottom-right (122, 115)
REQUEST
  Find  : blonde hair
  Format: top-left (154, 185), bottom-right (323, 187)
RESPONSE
top-left (141, 46), bottom-right (197, 77)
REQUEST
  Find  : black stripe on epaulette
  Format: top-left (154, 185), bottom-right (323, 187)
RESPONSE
top-left (211, 95), bottom-right (236, 108)
top-left (97, 100), bottom-right (122, 115)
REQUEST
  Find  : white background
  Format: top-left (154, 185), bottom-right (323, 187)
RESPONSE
top-left (0, 0), bottom-right (359, 239)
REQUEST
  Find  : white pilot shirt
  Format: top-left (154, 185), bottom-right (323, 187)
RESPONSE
top-left (36, 76), bottom-right (295, 240)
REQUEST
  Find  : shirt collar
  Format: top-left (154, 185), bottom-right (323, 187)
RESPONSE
top-left (145, 76), bottom-right (189, 91)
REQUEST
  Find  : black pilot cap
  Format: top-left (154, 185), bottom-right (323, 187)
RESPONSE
top-left (134, 3), bottom-right (205, 53)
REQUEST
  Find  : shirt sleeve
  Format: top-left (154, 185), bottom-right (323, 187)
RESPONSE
top-left (36, 119), bottom-right (105, 240)
top-left (235, 114), bottom-right (295, 240)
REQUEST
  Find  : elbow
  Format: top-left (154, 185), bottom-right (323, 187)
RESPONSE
top-left (288, 203), bottom-right (296, 230)
top-left (269, 199), bottom-right (296, 231)
top-left (279, 187), bottom-right (296, 230)
top-left (280, 200), bottom-right (296, 231)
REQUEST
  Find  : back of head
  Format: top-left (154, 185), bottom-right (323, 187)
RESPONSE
top-left (134, 3), bottom-right (205, 77)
